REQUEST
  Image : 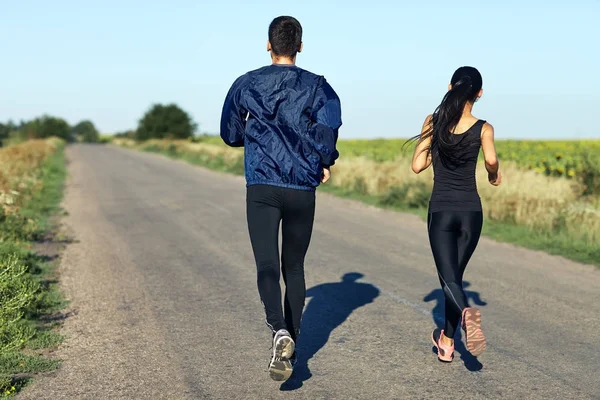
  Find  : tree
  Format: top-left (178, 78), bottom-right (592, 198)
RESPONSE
top-left (0, 124), bottom-right (9, 146)
top-left (0, 120), bottom-right (17, 146)
top-left (23, 115), bottom-right (71, 142)
top-left (113, 130), bottom-right (136, 139)
top-left (136, 104), bottom-right (196, 141)
top-left (72, 120), bottom-right (99, 143)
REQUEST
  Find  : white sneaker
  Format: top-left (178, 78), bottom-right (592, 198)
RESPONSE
top-left (268, 329), bottom-right (295, 381)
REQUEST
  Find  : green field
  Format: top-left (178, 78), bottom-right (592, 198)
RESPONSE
top-left (338, 138), bottom-right (600, 182)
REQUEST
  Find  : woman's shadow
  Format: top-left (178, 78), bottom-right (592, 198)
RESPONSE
top-left (280, 272), bottom-right (380, 391)
top-left (423, 281), bottom-right (486, 371)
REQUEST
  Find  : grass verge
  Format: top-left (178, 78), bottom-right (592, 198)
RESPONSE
top-left (0, 143), bottom-right (67, 397)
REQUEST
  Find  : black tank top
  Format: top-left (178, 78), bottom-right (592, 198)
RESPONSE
top-left (428, 120), bottom-right (485, 213)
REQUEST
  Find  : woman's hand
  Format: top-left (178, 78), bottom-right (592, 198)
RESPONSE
top-left (489, 171), bottom-right (502, 186)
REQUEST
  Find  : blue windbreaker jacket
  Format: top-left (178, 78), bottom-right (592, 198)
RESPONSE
top-left (220, 64), bottom-right (341, 191)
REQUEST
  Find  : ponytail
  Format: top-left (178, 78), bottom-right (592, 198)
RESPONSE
top-left (407, 67), bottom-right (483, 169)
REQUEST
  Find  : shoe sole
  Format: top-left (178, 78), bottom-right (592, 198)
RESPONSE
top-left (431, 332), bottom-right (453, 363)
top-left (268, 335), bottom-right (295, 382)
top-left (463, 308), bottom-right (486, 356)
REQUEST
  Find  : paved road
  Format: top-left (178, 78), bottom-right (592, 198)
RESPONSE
top-left (21, 145), bottom-right (600, 400)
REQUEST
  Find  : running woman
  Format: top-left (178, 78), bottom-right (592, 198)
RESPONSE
top-left (410, 66), bottom-right (501, 362)
top-left (220, 16), bottom-right (341, 381)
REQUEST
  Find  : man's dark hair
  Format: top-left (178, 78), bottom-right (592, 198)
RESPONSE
top-left (268, 16), bottom-right (302, 57)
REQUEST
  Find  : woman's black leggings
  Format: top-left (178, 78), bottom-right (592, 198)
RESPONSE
top-left (247, 185), bottom-right (316, 341)
top-left (428, 211), bottom-right (483, 338)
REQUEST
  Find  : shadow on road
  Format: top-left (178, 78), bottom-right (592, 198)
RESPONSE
top-left (280, 272), bottom-right (380, 391)
top-left (423, 281), bottom-right (486, 371)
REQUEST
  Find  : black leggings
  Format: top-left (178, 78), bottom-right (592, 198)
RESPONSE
top-left (428, 211), bottom-right (483, 338)
top-left (247, 185), bottom-right (316, 340)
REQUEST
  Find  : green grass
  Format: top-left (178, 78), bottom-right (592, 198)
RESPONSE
top-left (20, 149), bottom-right (68, 232)
top-left (0, 145), bottom-right (67, 397)
top-left (0, 352), bottom-right (60, 396)
top-left (190, 135), bottom-right (225, 145)
top-left (481, 221), bottom-right (599, 265)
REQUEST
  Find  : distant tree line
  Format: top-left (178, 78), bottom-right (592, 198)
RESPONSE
top-left (1, 103), bottom-right (197, 146)
top-left (0, 116), bottom-right (100, 146)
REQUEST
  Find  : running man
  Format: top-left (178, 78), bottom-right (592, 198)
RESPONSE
top-left (410, 66), bottom-right (501, 362)
top-left (220, 16), bottom-right (341, 381)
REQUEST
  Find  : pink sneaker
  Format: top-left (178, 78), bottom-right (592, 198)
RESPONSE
top-left (462, 307), bottom-right (486, 356)
top-left (431, 328), bottom-right (454, 362)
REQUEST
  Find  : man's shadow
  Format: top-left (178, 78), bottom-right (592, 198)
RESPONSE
top-left (423, 281), bottom-right (486, 371)
top-left (280, 273), bottom-right (380, 391)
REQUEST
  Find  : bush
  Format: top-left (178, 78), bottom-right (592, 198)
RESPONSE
top-left (136, 104), bottom-right (197, 141)
top-left (20, 116), bottom-right (71, 142)
top-left (72, 120), bottom-right (99, 143)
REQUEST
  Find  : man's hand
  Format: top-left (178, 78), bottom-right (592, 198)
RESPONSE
top-left (489, 171), bottom-right (502, 186)
top-left (321, 167), bottom-right (331, 184)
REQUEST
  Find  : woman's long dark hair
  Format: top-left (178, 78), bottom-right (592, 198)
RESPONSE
top-left (408, 66), bottom-right (483, 168)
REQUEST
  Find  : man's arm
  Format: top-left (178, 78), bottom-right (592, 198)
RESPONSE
top-left (220, 75), bottom-right (249, 147)
top-left (311, 78), bottom-right (342, 167)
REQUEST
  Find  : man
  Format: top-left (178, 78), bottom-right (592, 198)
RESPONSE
top-left (220, 16), bottom-right (342, 382)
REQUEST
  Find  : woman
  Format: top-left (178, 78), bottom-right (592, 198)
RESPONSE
top-left (411, 66), bottom-right (501, 362)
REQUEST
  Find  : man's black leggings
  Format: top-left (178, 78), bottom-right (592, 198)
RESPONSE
top-left (428, 211), bottom-right (483, 338)
top-left (247, 185), bottom-right (315, 340)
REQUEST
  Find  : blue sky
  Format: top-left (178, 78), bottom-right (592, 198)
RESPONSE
top-left (1, 1), bottom-right (598, 139)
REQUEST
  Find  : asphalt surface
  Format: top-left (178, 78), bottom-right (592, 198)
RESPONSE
top-left (20, 144), bottom-right (600, 399)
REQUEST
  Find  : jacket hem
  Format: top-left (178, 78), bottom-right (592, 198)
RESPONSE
top-left (247, 180), bottom-right (316, 192)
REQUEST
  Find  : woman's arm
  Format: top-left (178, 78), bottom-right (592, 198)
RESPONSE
top-left (411, 114), bottom-right (433, 174)
top-left (481, 122), bottom-right (502, 186)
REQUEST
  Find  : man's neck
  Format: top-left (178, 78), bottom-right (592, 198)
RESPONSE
top-left (271, 55), bottom-right (296, 65)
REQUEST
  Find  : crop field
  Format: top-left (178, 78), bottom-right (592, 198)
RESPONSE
top-left (337, 138), bottom-right (600, 182)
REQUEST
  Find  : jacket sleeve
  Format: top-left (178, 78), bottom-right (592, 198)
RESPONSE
top-left (220, 75), bottom-right (248, 147)
top-left (311, 78), bottom-right (342, 167)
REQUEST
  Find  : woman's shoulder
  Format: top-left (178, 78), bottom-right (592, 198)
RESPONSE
top-left (480, 120), bottom-right (494, 136)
